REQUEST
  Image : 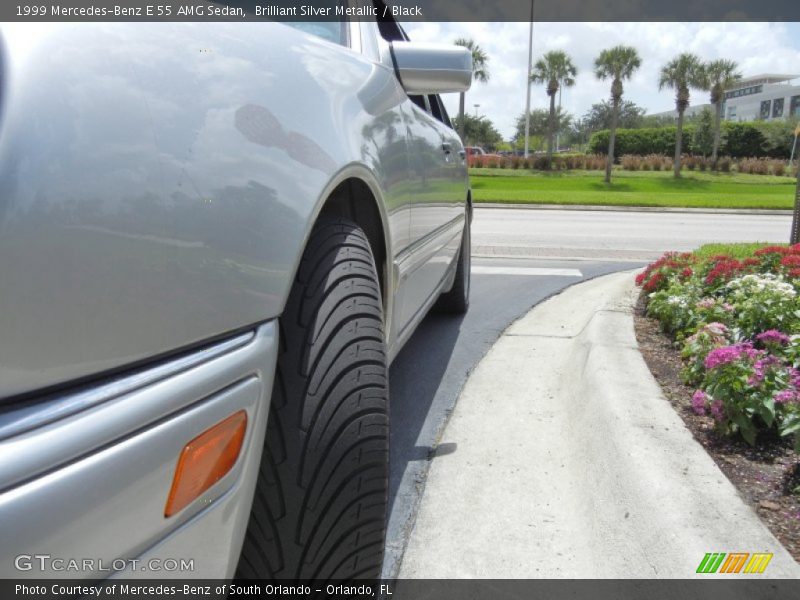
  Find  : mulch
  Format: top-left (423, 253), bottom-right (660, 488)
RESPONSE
top-left (633, 294), bottom-right (800, 562)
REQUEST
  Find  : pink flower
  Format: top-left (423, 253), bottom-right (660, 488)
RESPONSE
top-left (710, 400), bottom-right (725, 422)
top-left (774, 390), bottom-right (800, 405)
top-left (691, 390), bottom-right (708, 415)
top-left (789, 368), bottom-right (800, 389)
top-left (696, 298), bottom-right (716, 309)
top-left (756, 330), bottom-right (791, 347)
top-left (704, 343), bottom-right (758, 370)
top-left (749, 355), bottom-right (782, 385)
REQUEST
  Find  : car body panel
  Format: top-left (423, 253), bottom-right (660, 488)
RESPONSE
top-left (0, 322), bottom-right (278, 578)
top-left (0, 17), bottom-right (469, 578)
top-left (0, 21), bottom-right (459, 400)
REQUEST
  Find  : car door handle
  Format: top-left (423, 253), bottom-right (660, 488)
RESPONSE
top-left (442, 143), bottom-right (452, 154)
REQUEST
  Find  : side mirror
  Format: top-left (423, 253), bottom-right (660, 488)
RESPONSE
top-left (390, 42), bottom-right (473, 94)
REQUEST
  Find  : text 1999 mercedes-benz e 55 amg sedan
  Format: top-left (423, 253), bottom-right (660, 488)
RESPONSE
top-left (0, 5), bottom-right (472, 582)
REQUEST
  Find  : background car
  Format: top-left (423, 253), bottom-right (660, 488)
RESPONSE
top-left (466, 146), bottom-right (503, 167)
top-left (0, 6), bottom-right (472, 582)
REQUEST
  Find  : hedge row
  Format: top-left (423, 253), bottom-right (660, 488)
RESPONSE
top-left (470, 154), bottom-right (607, 170)
top-left (619, 154), bottom-right (797, 176)
top-left (589, 121), bottom-right (796, 159)
top-left (469, 153), bottom-right (799, 176)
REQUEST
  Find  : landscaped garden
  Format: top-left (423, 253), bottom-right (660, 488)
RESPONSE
top-left (635, 244), bottom-right (800, 560)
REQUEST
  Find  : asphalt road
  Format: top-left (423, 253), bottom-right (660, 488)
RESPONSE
top-left (473, 206), bottom-right (793, 262)
top-left (382, 207), bottom-right (793, 578)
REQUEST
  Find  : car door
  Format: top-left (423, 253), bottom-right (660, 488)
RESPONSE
top-left (398, 94), bottom-right (467, 328)
top-left (368, 3), bottom-right (468, 336)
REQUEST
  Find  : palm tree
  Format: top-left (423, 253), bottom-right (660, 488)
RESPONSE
top-left (659, 53), bottom-right (704, 178)
top-left (594, 46), bottom-right (641, 183)
top-left (530, 50), bottom-right (577, 169)
top-left (453, 38), bottom-right (490, 141)
top-left (701, 59), bottom-right (741, 170)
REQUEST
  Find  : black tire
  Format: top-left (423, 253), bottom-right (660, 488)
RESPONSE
top-left (434, 212), bottom-right (471, 314)
top-left (236, 218), bottom-right (388, 581)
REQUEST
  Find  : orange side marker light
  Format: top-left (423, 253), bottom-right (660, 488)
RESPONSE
top-left (164, 410), bottom-right (247, 517)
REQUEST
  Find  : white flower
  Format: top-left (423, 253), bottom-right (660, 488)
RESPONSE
top-left (666, 295), bottom-right (688, 307)
top-left (726, 274), bottom-right (796, 299)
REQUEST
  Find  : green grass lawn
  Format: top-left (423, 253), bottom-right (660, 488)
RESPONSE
top-left (693, 242), bottom-right (784, 261)
top-left (470, 168), bottom-right (797, 209)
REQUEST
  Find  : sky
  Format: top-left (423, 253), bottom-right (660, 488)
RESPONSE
top-left (402, 21), bottom-right (800, 139)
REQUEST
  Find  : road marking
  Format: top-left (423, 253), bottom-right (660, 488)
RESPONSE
top-left (471, 266), bottom-right (582, 277)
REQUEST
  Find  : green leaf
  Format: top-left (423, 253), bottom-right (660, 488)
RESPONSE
top-left (780, 418), bottom-right (800, 436)
top-left (758, 399), bottom-right (775, 427)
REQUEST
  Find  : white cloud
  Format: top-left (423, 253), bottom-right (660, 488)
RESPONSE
top-left (402, 21), bottom-right (800, 138)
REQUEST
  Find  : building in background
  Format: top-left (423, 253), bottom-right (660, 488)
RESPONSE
top-left (723, 74), bottom-right (800, 121)
top-left (651, 74), bottom-right (800, 122)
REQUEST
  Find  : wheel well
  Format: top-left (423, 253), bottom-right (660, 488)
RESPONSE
top-left (318, 178), bottom-right (388, 307)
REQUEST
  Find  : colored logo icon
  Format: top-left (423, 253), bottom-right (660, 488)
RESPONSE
top-left (696, 552), bottom-right (773, 574)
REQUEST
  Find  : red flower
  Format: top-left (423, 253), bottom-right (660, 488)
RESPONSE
top-left (642, 272), bottom-right (664, 293)
top-left (780, 255), bottom-right (800, 269)
top-left (705, 259), bottom-right (745, 286)
top-left (754, 246), bottom-right (791, 256)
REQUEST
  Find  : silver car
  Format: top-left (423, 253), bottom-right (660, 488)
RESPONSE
top-left (0, 6), bottom-right (472, 581)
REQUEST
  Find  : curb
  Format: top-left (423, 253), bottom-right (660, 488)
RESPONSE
top-left (475, 203), bottom-right (794, 216)
top-left (399, 271), bottom-right (800, 578)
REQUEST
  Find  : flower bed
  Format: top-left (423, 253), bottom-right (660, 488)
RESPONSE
top-left (469, 153), bottom-right (798, 176)
top-left (637, 246), bottom-right (800, 452)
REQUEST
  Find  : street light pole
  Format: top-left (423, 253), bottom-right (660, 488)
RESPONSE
top-left (523, 0), bottom-right (535, 158)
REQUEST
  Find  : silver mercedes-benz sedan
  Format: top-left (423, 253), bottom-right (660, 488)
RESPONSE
top-left (0, 5), bottom-right (472, 582)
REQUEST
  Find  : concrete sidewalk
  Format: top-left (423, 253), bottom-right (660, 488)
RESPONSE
top-left (399, 271), bottom-right (800, 578)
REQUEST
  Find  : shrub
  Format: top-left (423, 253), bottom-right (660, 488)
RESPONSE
top-left (530, 155), bottom-right (550, 170)
top-left (468, 155), bottom-right (485, 168)
top-left (721, 274), bottom-right (798, 338)
top-left (738, 158), bottom-right (769, 175)
top-left (694, 342), bottom-right (791, 446)
top-left (717, 156), bottom-right (732, 172)
top-left (620, 155), bottom-right (640, 170)
top-left (585, 154), bottom-right (605, 170)
top-left (590, 121), bottom-right (794, 159)
top-left (641, 154), bottom-right (671, 171)
top-left (723, 122), bottom-right (767, 158)
top-left (637, 245), bottom-right (800, 449)
top-left (681, 322), bottom-right (733, 386)
top-left (635, 251), bottom-right (696, 294)
top-left (647, 283), bottom-right (702, 336)
top-left (589, 126), bottom-right (684, 157)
